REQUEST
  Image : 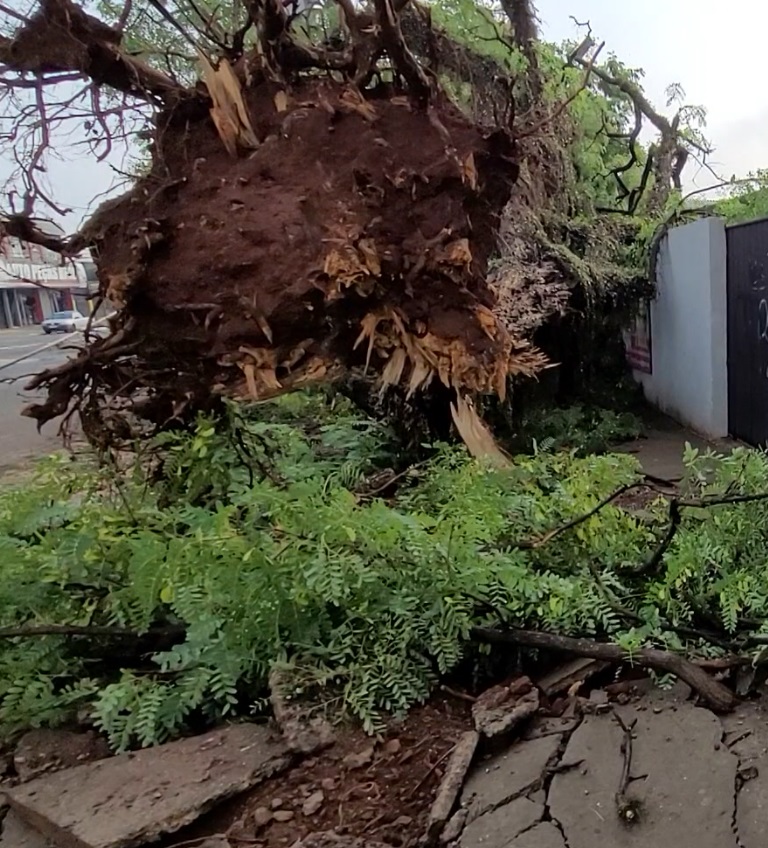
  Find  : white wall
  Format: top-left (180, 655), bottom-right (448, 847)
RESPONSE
top-left (634, 216), bottom-right (728, 438)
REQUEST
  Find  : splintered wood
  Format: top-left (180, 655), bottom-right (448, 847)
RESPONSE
top-left (199, 52), bottom-right (259, 157)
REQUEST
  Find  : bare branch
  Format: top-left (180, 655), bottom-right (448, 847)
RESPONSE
top-left (0, 0), bottom-right (187, 104)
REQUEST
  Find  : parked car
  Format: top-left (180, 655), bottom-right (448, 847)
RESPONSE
top-left (41, 311), bottom-right (110, 336)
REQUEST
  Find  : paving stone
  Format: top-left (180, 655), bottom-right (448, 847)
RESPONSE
top-left (0, 810), bottom-right (53, 848)
top-left (424, 731), bottom-right (479, 846)
top-left (548, 704), bottom-right (738, 848)
top-left (510, 822), bottom-right (566, 848)
top-left (459, 795), bottom-right (543, 848)
top-left (6, 724), bottom-right (292, 848)
top-left (461, 734), bottom-right (561, 821)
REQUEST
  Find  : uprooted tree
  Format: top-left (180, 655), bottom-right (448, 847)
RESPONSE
top-left (0, 0), bottom-right (715, 448)
top-left (0, 0), bottom-right (762, 750)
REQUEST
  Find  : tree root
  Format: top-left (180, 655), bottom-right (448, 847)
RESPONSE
top-left (471, 626), bottom-right (738, 713)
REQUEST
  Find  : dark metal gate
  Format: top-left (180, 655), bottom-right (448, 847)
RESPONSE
top-left (727, 217), bottom-right (768, 445)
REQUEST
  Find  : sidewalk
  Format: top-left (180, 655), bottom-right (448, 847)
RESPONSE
top-left (616, 413), bottom-right (741, 483)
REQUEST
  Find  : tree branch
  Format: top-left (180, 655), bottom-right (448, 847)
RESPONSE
top-left (0, 0), bottom-right (187, 104)
top-left (518, 41), bottom-right (604, 139)
top-left (373, 0), bottom-right (431, 106)
top-left (0, 623), bottom-right (182, 638)
top-left (471, 626), bottom-right (738, 713)
top-left (512, 481), bottom-right (645, 549)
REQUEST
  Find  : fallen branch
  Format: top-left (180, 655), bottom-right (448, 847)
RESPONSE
top-left (635, 489), bottom-right (768, 575)
top-left (0, 623), bottom-right (184, 639)
top-left (613, 712), bottom-right (640, 824)
top-left (634, 498), bottom-right (681, 575)
top-left (513, 481), bottom-right (644, 549)
top-left (470, 626), bottom-right (738, 713)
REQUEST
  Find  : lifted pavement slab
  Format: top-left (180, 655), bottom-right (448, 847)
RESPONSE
top-left (450, 698), bottom-right (762, 848)
top-left (547, 703), bottom-right (738, 848)
top-left (459, 793), bottom-right (545, 848)
top-left (5, 724), bottom-right (292, 848)
top-left (460, 734), bottom-right (562, 822)
top-left (0, 811), bottom-right (53, 848)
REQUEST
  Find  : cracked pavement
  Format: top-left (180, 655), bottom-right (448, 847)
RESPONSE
top-left (448, 695), bottom-right (768, 848)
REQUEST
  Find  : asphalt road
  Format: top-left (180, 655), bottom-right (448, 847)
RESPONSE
top-left (0, 326), bottom-right (81, 471)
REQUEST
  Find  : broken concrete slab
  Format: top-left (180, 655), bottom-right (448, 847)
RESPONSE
top-left (471, 678), bottom-right (539, 740)
top-left (440, 809), bottom-right (467, 844)
top-left (461, 733), bottom-right (561, 822)
top-left (536, 659), bottom-right (609, 697)
top-left (510, 822), bottom-right (566, 848)
top-left (7, 723), bottom-right (292, 848)
top-left (548, 703), bottom-right (738, 848)
top-left (0, 810), bottom-right (53, 848)
top-left (424, 730), bottom-right (479, 846)
top-left (459, 794), bottom-right (544, 848)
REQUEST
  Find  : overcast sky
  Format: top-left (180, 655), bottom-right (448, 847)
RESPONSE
top-left (537, 0), bottom-right (767, 189)
top-left (15, 0), bottom-right (768, 230)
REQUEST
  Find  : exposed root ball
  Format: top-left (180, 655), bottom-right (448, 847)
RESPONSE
top-left (27, 78), bottom-right (547, 435)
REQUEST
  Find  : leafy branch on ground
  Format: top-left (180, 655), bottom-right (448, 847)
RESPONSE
top-left (0, 394), bottom-right (766, 749)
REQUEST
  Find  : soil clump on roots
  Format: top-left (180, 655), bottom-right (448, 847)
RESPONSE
top-left (25, 74), bottom-right (546, 441)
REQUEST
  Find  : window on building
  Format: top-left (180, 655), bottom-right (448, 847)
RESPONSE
top-left (6, 238), bottom-right (26, 258)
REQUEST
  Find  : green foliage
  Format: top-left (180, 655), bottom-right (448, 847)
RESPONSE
top-left (713, 171), bottom-right (768, 224)
top-left (516, 405), bottom-right (643, 455)
top-left (3, 395), bottom-right (768, 750)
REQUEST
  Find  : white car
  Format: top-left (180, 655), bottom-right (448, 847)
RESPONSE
top-left (42, 310), bottom-right (110, 336)
top-left (41, 310), bottom-right (84, 333)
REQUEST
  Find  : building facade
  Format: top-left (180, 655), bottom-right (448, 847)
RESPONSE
top-left (0, 235), bottom-right (90, 329)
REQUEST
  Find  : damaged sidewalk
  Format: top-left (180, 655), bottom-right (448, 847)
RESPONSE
top-left (3, 676), bottom-right (768, 848)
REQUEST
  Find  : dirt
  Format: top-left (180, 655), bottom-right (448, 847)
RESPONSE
top-left (164, 698), bottom-right (472, 847)
top-left (11, 728), bottom-right (110, 783)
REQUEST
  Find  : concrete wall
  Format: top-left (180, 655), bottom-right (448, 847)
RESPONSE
top-left (634, 216), bottom-right (728, 438)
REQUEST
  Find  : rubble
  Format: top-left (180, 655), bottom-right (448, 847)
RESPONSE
top-left (5, 724), bottom-right (291, 848)
top-left (423, 730), bottom-right (479, 846)
top-left (471, 677), bottom-right (539, 740)
top-left (4, 689), bottom-right (768, 848)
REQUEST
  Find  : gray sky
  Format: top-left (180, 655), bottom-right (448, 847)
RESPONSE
top-left (15, 0), bottom-right (767, 230)
top-left (537, 0), bottom-right (766, 189)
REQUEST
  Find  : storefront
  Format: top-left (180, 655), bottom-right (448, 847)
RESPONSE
top-left (0, 237), bottom-right (87, 328)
